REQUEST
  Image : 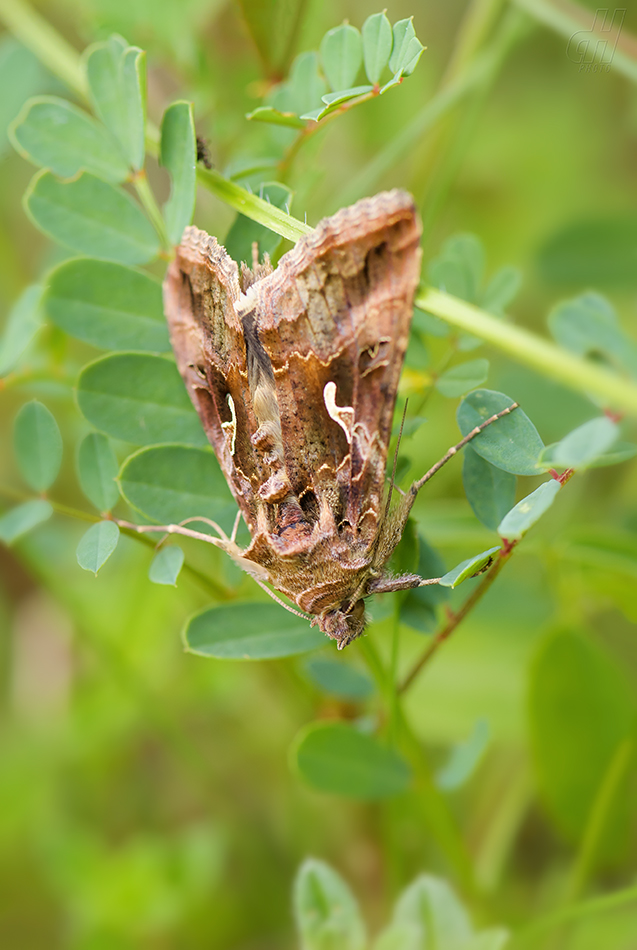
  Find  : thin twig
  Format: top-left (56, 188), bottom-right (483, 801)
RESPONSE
top-left (398, 540), bottom-right (517, 694)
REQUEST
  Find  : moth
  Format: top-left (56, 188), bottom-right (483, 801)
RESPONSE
top-left (160, 190), bottom-right (515, 648)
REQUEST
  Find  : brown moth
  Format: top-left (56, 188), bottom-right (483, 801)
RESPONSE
top-left (161, 190), bottom-right (514, 648)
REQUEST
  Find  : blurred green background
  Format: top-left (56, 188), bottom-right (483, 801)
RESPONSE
top-left (1, 0), bottom-right (637, 947)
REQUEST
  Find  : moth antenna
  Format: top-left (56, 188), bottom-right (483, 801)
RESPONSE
top-left (380, 399), bottom-right (409, 535)
top-left (253, 577), bottom-right (313, 621)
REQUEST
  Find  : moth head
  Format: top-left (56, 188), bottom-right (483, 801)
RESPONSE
top-left (319, 599), bottom-right (366, 650)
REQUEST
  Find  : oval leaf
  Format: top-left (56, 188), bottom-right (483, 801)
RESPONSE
top-left (85, 36), bottom-right (146, 170)
top-left (552, 416), bottom-right (619, 469)
top-left (457, 389), bottom-right (543, 475)
top-left (303, 658), bottom-right (374, 701)
top-left (293, 721), bottom-right (411, 799)
top-left (10, 95), bottom-right (129, 182)
top-left (0, 284), bottom-right (43, 377)
top-left (362, 12), bottom-right (393, 84)
top-left (118, 444), bottom-right (233, 527)
top-left (246, 106), bottom-right (307, 128)
top-left (148, 545), bottom-right (184, 586)
top-left (440, 547), bottom-right (501, 588)
top-left (436, 719), bottom-right (490, 790)
top-left (77, 353), bottom-right (207, 446)
top-left (0, 499), bottom-right (53, 544)
top-left (294, 858), bottom-right (366, 950)
top-left (160, 100), bottom-right (196, 246)
top-left (497, 480), bottom-right (561, 540)
top-left (76, 520), bottom-right (120, 573)
top-left (462, 444), bottom-right (516, 532)
top-left (14, 400), bottom-right (62, 492)
top-left (185, 602), bottom-right (325, 659)
top-left (25, 171), bottom-right (159, 264)
top-left (77, 432), bottom-right (119, 512)
top-left (389, 19), bottom-right (425, 76)
top-left (45, 258), bottom-right (168, 352)
top-left (436, 358), bottom-right (489, 398)
top-left (321, 85), bottom-right (374, 106)
top-left (384, 876), bottom-right (472, 948)
top-left (320, 24), bottom-right (363, 92)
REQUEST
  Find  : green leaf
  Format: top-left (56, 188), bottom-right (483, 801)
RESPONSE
top-left (540, 440), bottom-right (637, 470)
top-left (45, 258), bottom-right (169, 352)
top-left (77, 432), bottom-right (120, 512)
top-left (388, 19), bottom-right (425, 76)
top-left (285, 51), bottom-right (328, 117)
top-left (400, 536), bottom-right (448, 633)
top-left (0, 499), bottom-right (53, 544)
top-left (381, 875), bottom-right (472, 950)
top-left (185, 602), bottom-right (325, 660)
top-left (529, 630), bottom-right (636, 852)
top-left (0, 284), bottom-right (43, 377)
top-left (293, 721), bottom-right (411, 799)
top-left (85, 35), bottom-right (146, 170)
top-left (246, 106), bottom-right (307, 128)
top-left (224, 182), bottom-right (292, 266)
top-left (24, 171), bottom-right (159, 264)
top-left (462, 444), bottom-right (516, 532)
top-left (14, 400), bottom-right (62, 492)
top-left (435, 359), bottom-right (489, 398)
top-left (440, 547), bottom-right (501, 588)
top-left (548, 293), bottom-right (637, 377)
top-left (464, 930), bottom-right (510, 950)
top-left (0, 37), bottom-right (53, 159)
top-left (481, 266), bottom-right (521, 315)
top-left (303, 658), bottom-right (374, 701)
top-left (148, 545), bottom-right (184, 586)
top-left (320, 24), bottom-right (363, 92)
top-left (320, 85), bottom-right (374, 107)
top-left (436, 719), bottom-right (490, 790)
top-left (497, 480), bottom-right (561, 540)
top-left (428, 233), bottom-right (485, 303)
top-left (77, 353), bottom-right (207, 446)
top-left (457, 389), bottom-right (544, 476)
top-left (76, 520), bottom-right (120, 574)
top-left (294, 858), bottom-right (366, 950)
top-left (9, 96), bottom-right (129, 183)
top-left (118, 444), bottom-right (234, 527)
top-left (549, 417), bottom-right (619, 470)
top-left (362, 12), bottom-right (393, 84)
top-left (160, 100), bottom-right (196, 246)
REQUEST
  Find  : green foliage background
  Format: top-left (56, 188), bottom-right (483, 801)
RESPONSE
top-left (1, 0), bottom-right (637, 947)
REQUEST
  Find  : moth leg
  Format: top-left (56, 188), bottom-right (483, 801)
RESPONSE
top-left (372, 402), bottom-right (518, 571)
top-left (116, 517), bottom-right (231, 548)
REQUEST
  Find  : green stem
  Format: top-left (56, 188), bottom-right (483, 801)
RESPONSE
top-left (359, 636), bottom-right (476, 893)
top-left (513, 0), bottom-right (637, 85)
top-left (417, 286), bottom-right (637, 418)
top-left (0, 0), bottom-right (87, 98)
top-left (133, 170), bottom-right (170, 252)
top-left (511, 883), bottom-right (637, 946)
top-left (564, 737), bottom-right (634, 904)
top-left (197, 167), bottom-right (311, 241)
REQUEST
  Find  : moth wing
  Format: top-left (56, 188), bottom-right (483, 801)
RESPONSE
top-left (250, 190), bottom-right (422, 544)
top-left (163, 227), bottom-right (263, 531)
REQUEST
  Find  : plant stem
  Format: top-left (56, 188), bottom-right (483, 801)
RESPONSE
top-left (399, 541), bottom-right (517, 694)
top-left (564, 737), bottom-right (634, 904)
top-left (0, 0), bottom-right (87, 98)
top-left (132, 170), bottom-right (171, 252)
top-left (417, 286), bottom-right (637, 418)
